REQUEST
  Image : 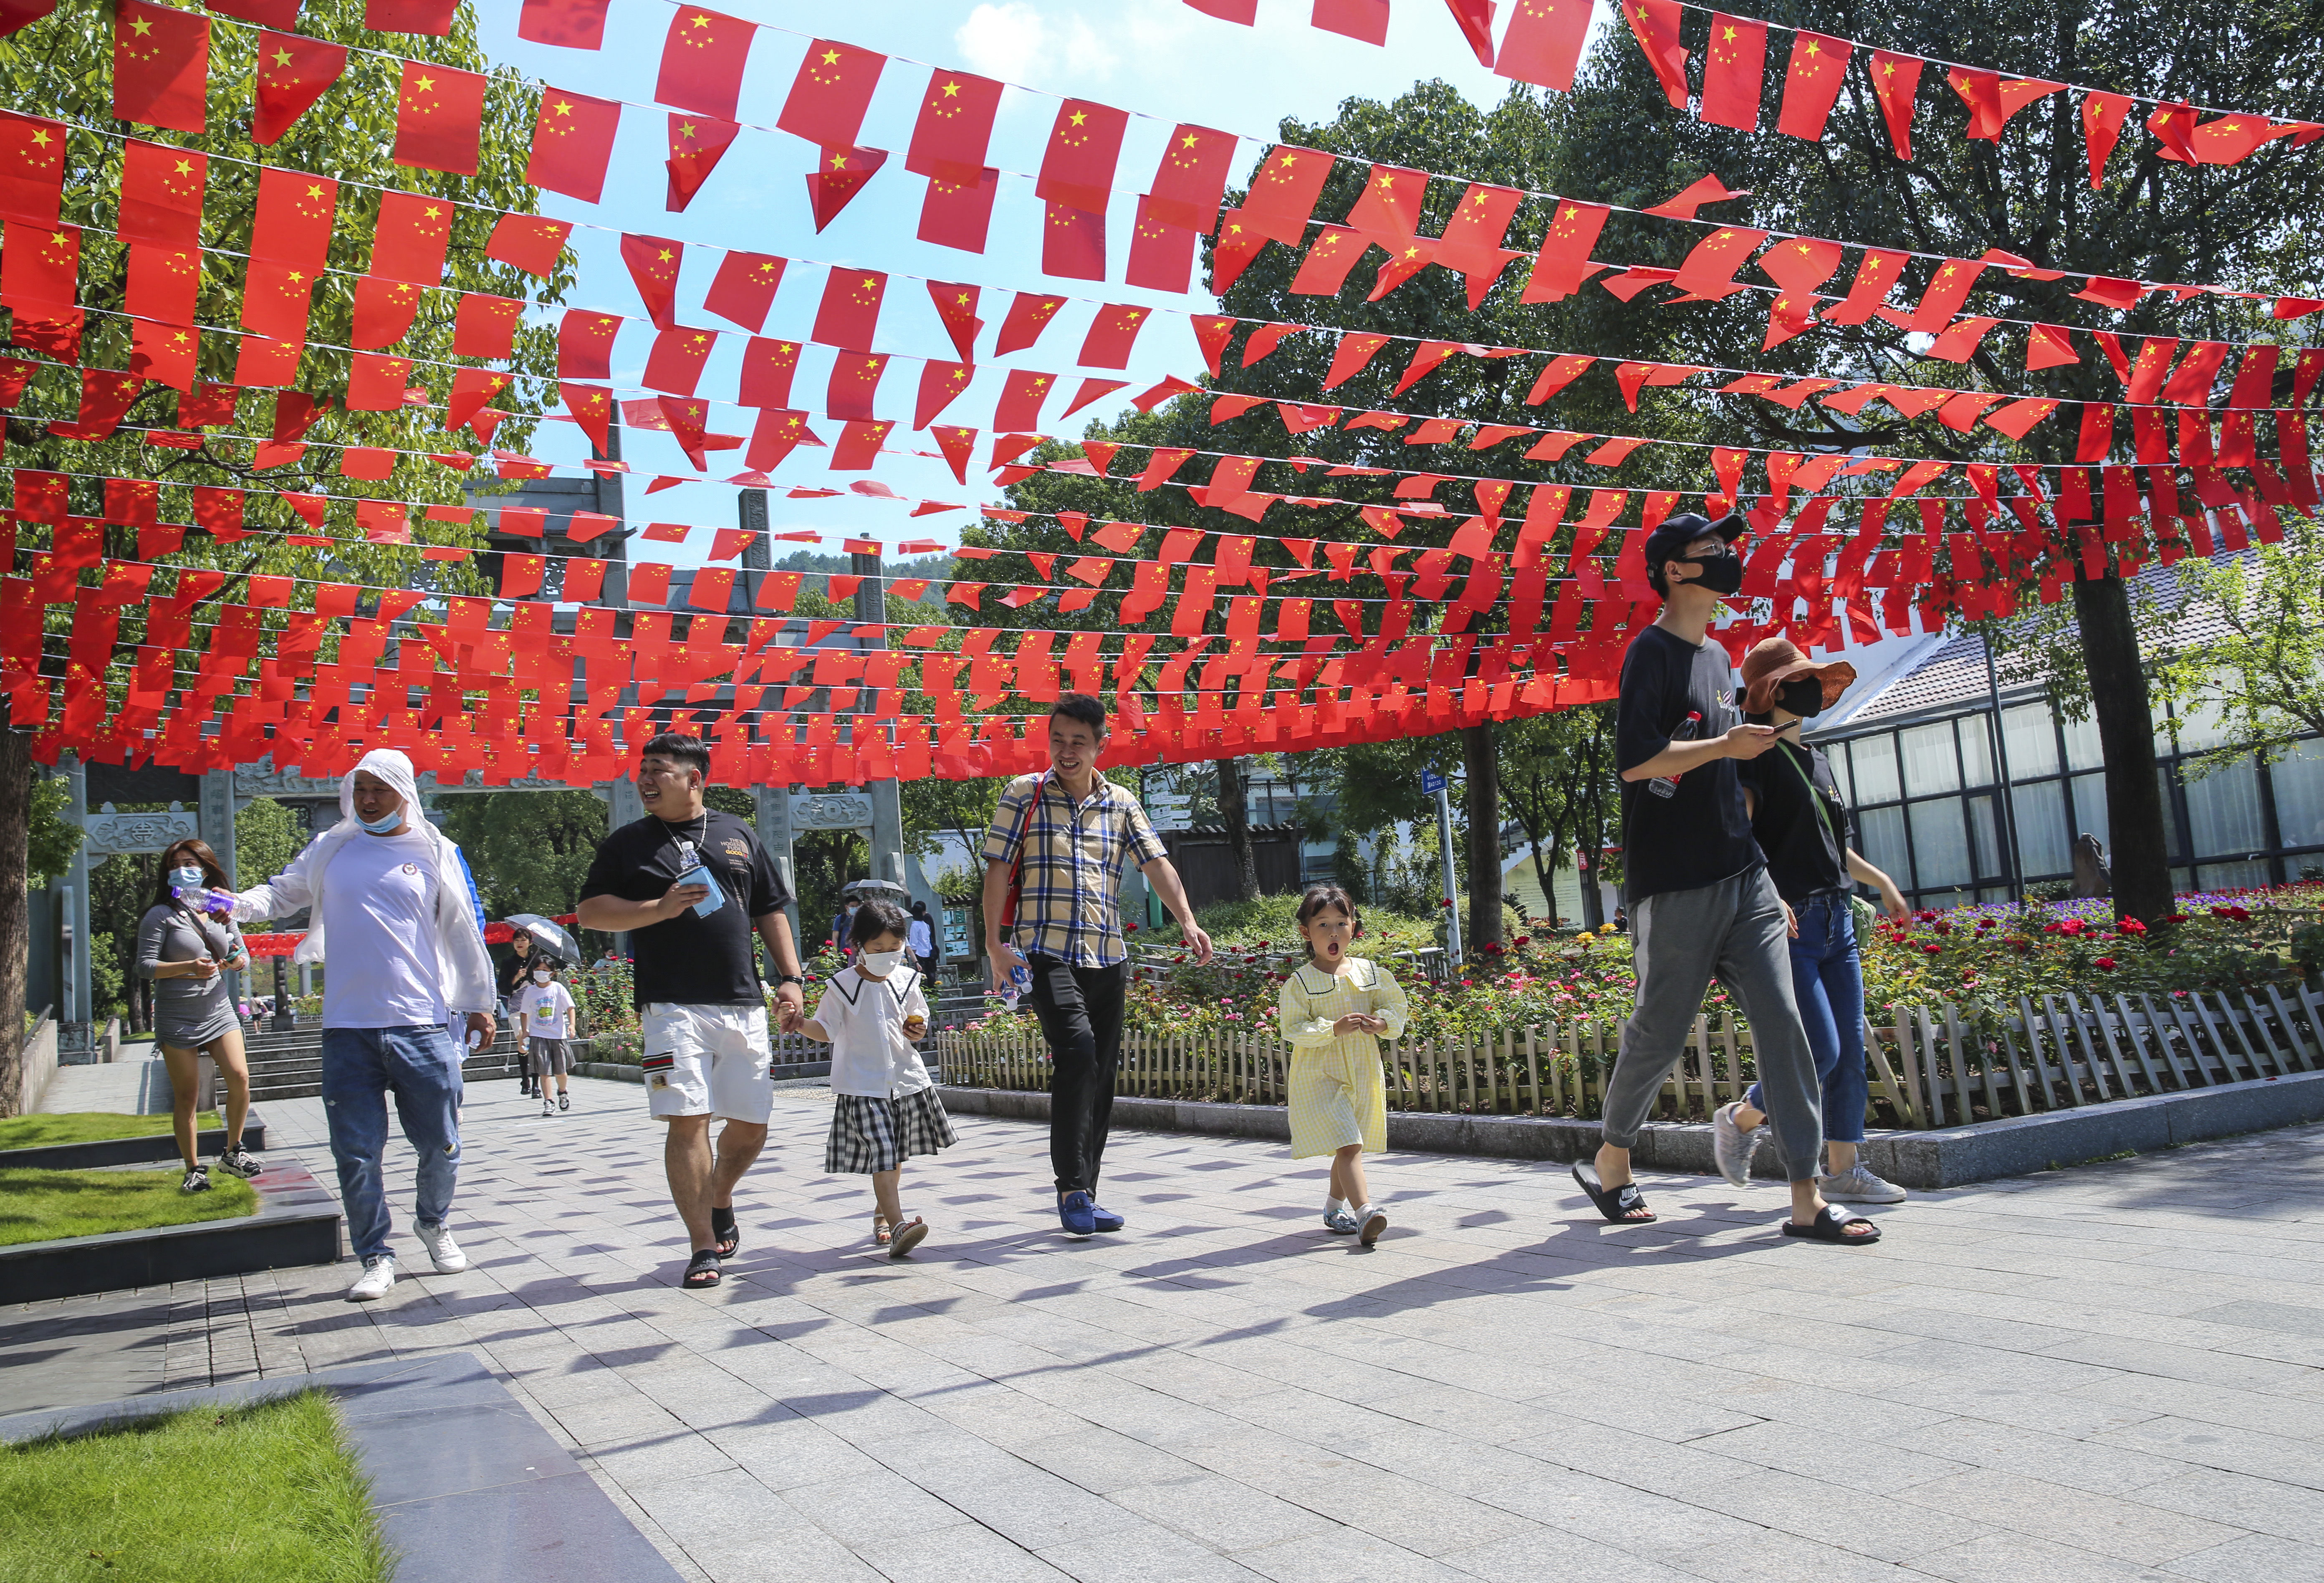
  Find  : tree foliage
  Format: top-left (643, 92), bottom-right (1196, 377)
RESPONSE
top-left (434, 789), bottom-right (607, 921)
top-left (2148, 514), bottom-right (2324, 774)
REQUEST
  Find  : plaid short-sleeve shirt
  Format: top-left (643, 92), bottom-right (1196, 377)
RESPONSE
top-left (980, 772), bottom-right (1166, 967)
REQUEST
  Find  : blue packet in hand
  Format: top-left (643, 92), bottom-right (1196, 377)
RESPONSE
top-left (674, 860), bottom-right (725, 918)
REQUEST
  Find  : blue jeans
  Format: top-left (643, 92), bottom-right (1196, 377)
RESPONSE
top-left (1744, 895), bottom-right (1869, 1147)
top-left (321, 1026), bottom-right (463, 1262)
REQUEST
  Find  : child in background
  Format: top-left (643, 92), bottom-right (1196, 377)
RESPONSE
top-left (799, 899), bottom-right (954, 1258)
top-left (518, 960), bottom-right (578, 1118)
top-left (1277, 884), bottom-right (1407, 1247)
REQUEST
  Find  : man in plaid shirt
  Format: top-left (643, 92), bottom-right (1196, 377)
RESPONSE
top-left (983, 694), bottom-right (1213, 1237)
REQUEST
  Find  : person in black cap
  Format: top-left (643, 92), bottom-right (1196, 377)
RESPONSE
top-left (1569, 513), bottom-right (1881, 1245)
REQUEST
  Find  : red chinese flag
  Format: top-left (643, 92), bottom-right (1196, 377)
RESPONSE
top-left (119, 141), bottom-right (205, 250)
top-left (1519, 199), bottom-right (1609, 303)
top-left (561, 383), bottom-right (613, 452)
top-left (1038, 100), bottom-right (1129, 215)
top-left (1870, 51), bottom-right (1925, 160)
top-left (823, 353), bottom-right (887, 421)
top-left (1078, 304), bottom-right (1150, 368)
top-left (1775, 31), bottom-right (1849, 139)
top-left (1700, 15), bottom-right (1767, 131)
top-left (916, 360), bottom-right (974, 428)
top-left (252, 32), bottom-right (345, 145)
top-left (114, 0), bottom-right (209, 134)
top-left (643, 325), bottom-right (717, 396)
top-left (704, 251), bottom-right (785, 333)
top-left (991, 369), bottom-right (1057, 433)
top-left (249, 167), bottom-right (333, 267)
top-left (487, 213), bottom-right (568, 277)
top-left (1496, 0), bottom-right (1590, 92)
top-left (453, 293), bottom-right (522, 359)
top-left (807, 145), bottom-right (886, 231)
top-left (0, 113), bottom-right (66, 229)
top-left (1621, 0), bottom-right (1689, 110)
top-left (1127, 199), bottom-right (1198, 293)
top-left (1312, 0), bottom-right (1387, 45)
top-left (351, 274), bottom-right (425, 348)
top-left (2082, 91), bottom-right (2132, 188)
top-left (346, 351), bottom-right (414, 411)
top-left (830, 419), bottom-right (893, 471)
top-left (367, 0), bottom-right (457, 33)
top-left (656, 5), bottom-right (756, 119)
top-left (556, 309), bottom-right (620, 379)
top-left (519, 0), bottom-right (611, 48)
top-left (812, 266), bottom-right (887, 351)
top-left (1238, 145), bottom-right (1334, 245)
top-left (996, 292), bottom-right (1066, 354)
top-left (621, 233), bottom-right (684, 328)
top-left (666, 112), bottom-right (740, 210)
top-left (1042, 204), bottom-right (1106, 282)
top-left (907, 68), bottom-right (1003, 185)
top-left (370, 189), bottom-right (453, 283)
top-left (918, 167), bottom-right (998, 252)
top-left (527, 86), bottom-right (620, 203)
top-left (1143, 124), bottom-right (1235, 234)
top-left (927, 281), bottom-right (982, 360)
top-left (778, 38), bottom-right (884, 149)
top-left (395, 61), bottom-right (485, 175)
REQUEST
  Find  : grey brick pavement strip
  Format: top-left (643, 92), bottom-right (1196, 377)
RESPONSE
top-left (3, 1078), bottom-right (2321, 1583)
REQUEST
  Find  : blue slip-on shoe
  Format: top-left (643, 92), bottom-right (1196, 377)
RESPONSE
top-left (1089, 1203), bottom-right (1124, 1233)
top-left (1058, 1191), bottom-right (1097, 1236)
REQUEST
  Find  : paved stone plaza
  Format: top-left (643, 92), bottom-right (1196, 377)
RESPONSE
top-left (6, 1073), bottom-right (2322, 1583)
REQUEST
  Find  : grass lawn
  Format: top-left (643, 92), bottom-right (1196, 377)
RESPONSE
top-left (0, 1168), bottom-right (256, 1247)
top-left (0, 1390), bottom-right (392, 1582)
top-left (0, 1113), bottom-right (222, 1152)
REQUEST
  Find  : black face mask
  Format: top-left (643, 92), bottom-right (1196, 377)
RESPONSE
top-left (1779, 677), bottom-right (1827, 718)
top-left (1676, 549), bottom-right (1744, 597)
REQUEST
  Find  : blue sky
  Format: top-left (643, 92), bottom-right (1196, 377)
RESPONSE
top-left (476, 0), bottom-right (1602, 568)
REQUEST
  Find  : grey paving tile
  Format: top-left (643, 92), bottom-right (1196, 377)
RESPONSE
top-left (2161, 1532), bottom-right (2324, 1583)
top-left (1896, 1468), bottom-right (2246, 1563)
top-left (1915, 1532), bottom-right (2199, 1583)
top-left (1110, 1472), bottom-right (1339, 1553)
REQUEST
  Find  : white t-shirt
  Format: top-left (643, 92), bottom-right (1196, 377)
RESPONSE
top-left (907, 918), bottom-right (934, 956)
top-left (320, 830), bottom-right (448, 1029)
top-left (519, 981), bottom-right (575, 1041)
top-left (812, 965), bottom-right (931, 1098)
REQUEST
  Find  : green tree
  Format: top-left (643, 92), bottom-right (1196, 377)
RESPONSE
top-left (25, 767), bottom-right (79, 887)
top-left (2147, 514), bottom-right (2324, 775)
top-left (434, 789), bottom-right (608, 923)
top-left (1498, 706), bottom-right (1619, 929)
top-left (233, 797), bottom-right (304, 887)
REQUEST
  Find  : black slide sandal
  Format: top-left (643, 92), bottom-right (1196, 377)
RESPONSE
top-left (682, 1249), bottom-right (724, 1288)
top-left (1783, 1205), bottom-right (1882, 1245)
top-left (711, 1206), bottom-right (739, 1259)
top-left (1572, 1164), bottom-right (1657, 1224)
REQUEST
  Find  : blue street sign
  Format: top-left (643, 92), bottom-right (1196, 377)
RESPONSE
top-left (1420, 771), bottom-right (1447, 794)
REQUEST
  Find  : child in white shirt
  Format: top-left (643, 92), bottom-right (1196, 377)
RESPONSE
top-left (800, 900), bottom-right (953, 1258)
top-left (517, 963), bottom-right (578, 1117)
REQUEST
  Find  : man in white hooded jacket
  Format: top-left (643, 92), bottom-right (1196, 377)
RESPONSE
top-left (229, 749), bottom-right (497, 1300)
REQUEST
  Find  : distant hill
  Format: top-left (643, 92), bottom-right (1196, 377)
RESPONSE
top-left (772, 550), bottom-right (957, 581)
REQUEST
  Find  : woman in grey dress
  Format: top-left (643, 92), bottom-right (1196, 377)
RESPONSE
top-left (136, 838), bottom-right (262, 1193)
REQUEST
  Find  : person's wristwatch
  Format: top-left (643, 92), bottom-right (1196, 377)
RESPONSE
top-left (776, 973), bottom-right (804, 987)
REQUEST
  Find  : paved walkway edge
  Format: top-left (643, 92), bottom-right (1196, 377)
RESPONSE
top-left (937, 1066), bottom-right (2324, 1188)
top-left (0, 1352), bottom-right (684, 1583)
top-left (0, 1158), bottom-right (340, 1303)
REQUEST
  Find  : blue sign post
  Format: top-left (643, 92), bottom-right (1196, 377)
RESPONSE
top-left (1420, 771), bottom-right (1447, 794)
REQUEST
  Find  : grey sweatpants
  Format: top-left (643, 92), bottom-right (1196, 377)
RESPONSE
top-left (1602, 867), bottom-right (1824, 1179)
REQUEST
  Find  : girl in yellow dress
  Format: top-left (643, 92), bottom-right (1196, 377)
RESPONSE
top-left (1277, 885), bottom-right (1408, 1246)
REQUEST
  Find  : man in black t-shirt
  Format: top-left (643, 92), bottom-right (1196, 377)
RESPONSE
top-left (576, 733), bottom-right (806, 1288)
top-left (1571, 515), bottom-right (1881, 1246)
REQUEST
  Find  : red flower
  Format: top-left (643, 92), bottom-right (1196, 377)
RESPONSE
top-left (1922, 943), bottom-right (1943, 956)
top-left (1441, 898), bottom-right (1454, 908)
top-left (2095, 956), bottom-right (2118, 971)
top-left (1514, 936), bottom-right (1531, 947)
top-left (1125, 923), bottom-right (1139, 933)
top-left (1932, 921), bottom-right (1953, 936)
top-left (2117, 917), bottom-right (2147, 936)
top-left (2059, 918), bottom-right (2087, 937)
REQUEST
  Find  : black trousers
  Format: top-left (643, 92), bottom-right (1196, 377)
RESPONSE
top-left (1026, 956), bottom-right (1128, 1195)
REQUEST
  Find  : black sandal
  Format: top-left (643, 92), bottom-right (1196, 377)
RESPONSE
top-left (1782, 1205), bottom-right (1882, 1245)
top-left (711, 1206), bottom-right (739, 1259)
top-left (1572, 1163), bottom-right (1656, 1224)
top-left (682, 1249), bottom-right (724, 1288)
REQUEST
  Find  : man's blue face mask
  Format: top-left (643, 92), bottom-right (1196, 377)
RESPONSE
top-left (357, 807), bottom-right (404, 834)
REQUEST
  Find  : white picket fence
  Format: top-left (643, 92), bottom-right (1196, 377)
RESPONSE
top-left (935, 979), bottom-right (2324, 1130)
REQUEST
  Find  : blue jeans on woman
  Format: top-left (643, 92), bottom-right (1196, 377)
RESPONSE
top-left (321, 1026), bottom-right (463, 1262)
top-left (1743, 894), bottom-right (1868, 1151)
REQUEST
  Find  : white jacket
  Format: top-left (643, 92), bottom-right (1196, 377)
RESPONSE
top-left (230, 821), bottom-right (497, 1016)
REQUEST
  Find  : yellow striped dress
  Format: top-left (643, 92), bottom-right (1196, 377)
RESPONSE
top-left (1277, 956), bottom-right (1409, 1159)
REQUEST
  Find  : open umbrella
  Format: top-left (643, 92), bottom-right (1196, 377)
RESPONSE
top-left (841, 879), bottom-right (909, 898)
top-left (505, 913), bottom-right (580, 964)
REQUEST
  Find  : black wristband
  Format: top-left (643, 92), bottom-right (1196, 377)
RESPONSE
top-left (776, 973), bottom-right (803, 985)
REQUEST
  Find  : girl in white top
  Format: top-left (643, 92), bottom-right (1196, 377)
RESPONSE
top-left (518, 963), bottom-right (579, 1114)
top-left (1277, 884), bottom-right (1408, 1247)
top-left (800, 900), bottom-right (955, 1258)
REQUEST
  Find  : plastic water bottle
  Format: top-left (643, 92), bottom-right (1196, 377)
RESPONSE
top-left (999, 963), bottom-right (1031, 1011)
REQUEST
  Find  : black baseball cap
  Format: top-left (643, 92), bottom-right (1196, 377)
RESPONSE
top-left (1642, 511), bottom-right (1746, 592)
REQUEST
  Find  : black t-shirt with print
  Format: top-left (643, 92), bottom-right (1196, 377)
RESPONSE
top-left (581, 809), bottom-right (790, 1006)
top-left (1614, 625), bottom-right (1763, 904)
top-left (1737, 740), bottom-right (1855, 902)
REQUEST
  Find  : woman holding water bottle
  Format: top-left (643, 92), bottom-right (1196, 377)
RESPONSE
top-left (136, 838), bottom-right (263, 1193)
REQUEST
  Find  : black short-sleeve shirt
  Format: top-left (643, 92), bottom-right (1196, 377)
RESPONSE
top-left (1737, 741), bottom-right (1854, 902)
top-left (1614, 625), bottom-right (1763, 904)
top-left (580, 809), bottom-right (791, 1006)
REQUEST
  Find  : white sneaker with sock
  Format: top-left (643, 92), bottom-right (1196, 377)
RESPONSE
top-left (346, 1255), bottom-right (396, 1301)
top-left (415, 1222), bottom-right (468, 1273)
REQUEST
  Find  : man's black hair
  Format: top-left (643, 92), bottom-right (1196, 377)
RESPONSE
top-left (850, 898), bottom-right (911, 948)
top-left (1050, 693), bottom-right (1107, 738)
top-left (639, 731), bottom-right (711, 780)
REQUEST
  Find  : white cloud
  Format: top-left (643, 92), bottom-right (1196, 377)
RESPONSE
top-left (955, 3), bottom-right (1119, 84)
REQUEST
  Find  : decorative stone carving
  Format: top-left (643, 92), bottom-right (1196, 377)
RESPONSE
top-left (84, 803), bottom-right (199, 858)
top-left (234, 756), bottom-right (609, 800)
top-left (791, 792), bottom-right (874, 831)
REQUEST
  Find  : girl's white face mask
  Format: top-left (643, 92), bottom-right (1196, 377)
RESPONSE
top-left (532, 969), bottom-right (552, 984)
top-left (857, 949), bottom-right (906, 978)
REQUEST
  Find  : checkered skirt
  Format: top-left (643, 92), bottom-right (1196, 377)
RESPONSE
top-left (824, 1089), bottom-right (957, 1175)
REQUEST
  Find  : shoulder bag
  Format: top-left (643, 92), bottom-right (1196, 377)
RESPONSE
top-left (995, 772), bottom-right (1049, 935)
top-left (1777, 742), bottom-right (1879, 943)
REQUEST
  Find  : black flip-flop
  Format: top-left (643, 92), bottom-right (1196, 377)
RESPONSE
top-left (1782, 1204), bottom-right (1882, 1245)
top-left (711, 1206), bottom-right (739, 1259)
top-left (682, 1249), bottom-right (724, 1288)
top-left (1572, 1163), bottom-right (1656, 1224)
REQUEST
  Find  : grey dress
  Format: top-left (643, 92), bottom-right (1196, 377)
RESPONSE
top-left (135, 902), bottom-right (247, 1048)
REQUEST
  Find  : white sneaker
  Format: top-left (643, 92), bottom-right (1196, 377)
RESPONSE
top-left (414, 1221), bottom-right (469, 1273)
top-left (1819, 1163), bottom-right (1908, 1204)
top-left (346, 1256), bottom-right (396, 1301)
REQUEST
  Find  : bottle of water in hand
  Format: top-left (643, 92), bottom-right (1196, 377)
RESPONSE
top-left (999, 961), bottom-right (1031, 1011)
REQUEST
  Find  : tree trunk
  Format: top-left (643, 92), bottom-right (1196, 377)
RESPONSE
top-left (1214, 756), bottom-right (1259, 901)
top-left (0, 729), bottom-right (30, 1116)
top-left (2074, 574), bottom-right (2172, 926)
top-left (1461, 724), bottom-right (1503, 949)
